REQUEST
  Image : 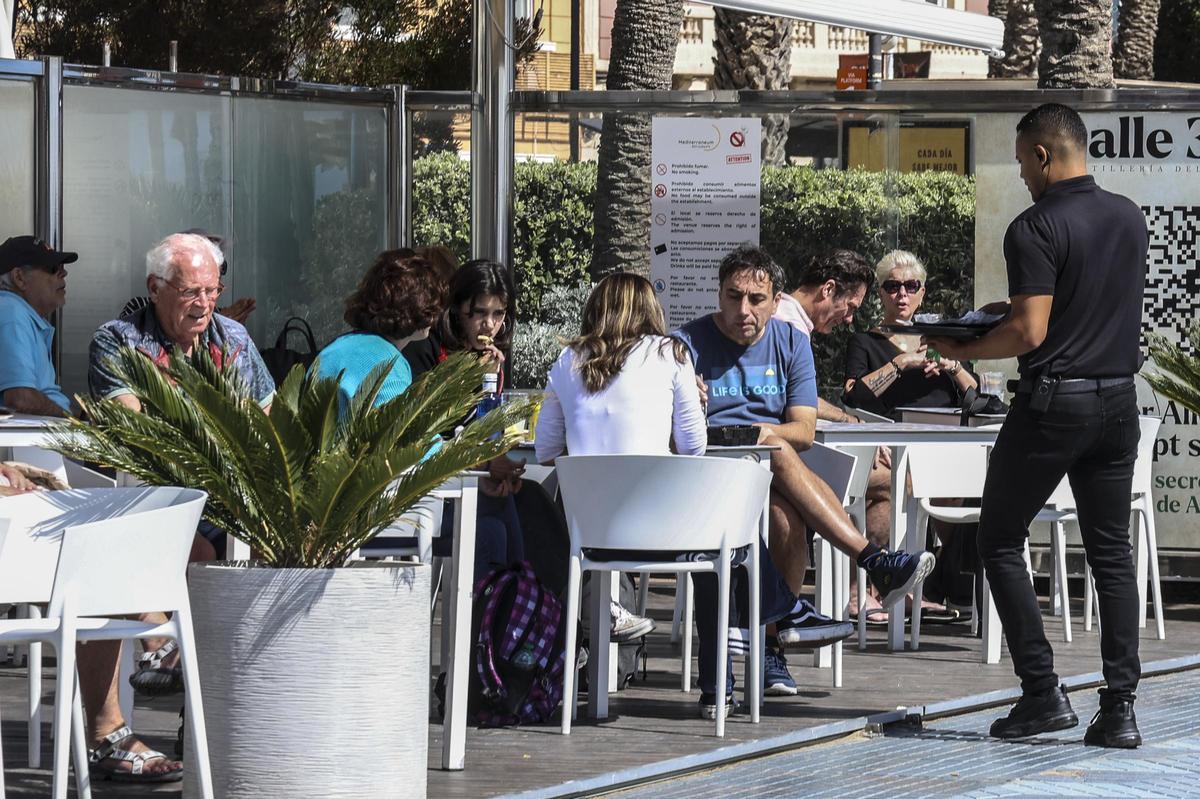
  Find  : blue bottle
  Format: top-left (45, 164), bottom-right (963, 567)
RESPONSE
top-left (476, 372), bottom-right (502, 420)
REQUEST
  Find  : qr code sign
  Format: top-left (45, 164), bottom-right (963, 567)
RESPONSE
top-left (1142, 205), bottom-right (1200, 354)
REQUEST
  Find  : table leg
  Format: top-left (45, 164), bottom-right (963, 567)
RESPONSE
top-left (441, 477), bottom-right (477, 771)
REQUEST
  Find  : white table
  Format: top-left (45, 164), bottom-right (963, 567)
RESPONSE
top-left (0, 413), bottom-right (82, 490)
top-left (897, 406), bottom-right (1006, 427)
top-left (814, 421), bottom-right (1002, 652)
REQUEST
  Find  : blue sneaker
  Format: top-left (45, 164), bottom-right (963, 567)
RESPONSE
top-left (764, 646), bottom-right (797, 696)
top-left (867, 550), bottom-right (937, 608)
top-left (776, 598), bottom-right (855, 648)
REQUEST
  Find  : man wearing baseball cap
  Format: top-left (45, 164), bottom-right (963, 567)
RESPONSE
top-left (0, 235), bottom-right (78, 416)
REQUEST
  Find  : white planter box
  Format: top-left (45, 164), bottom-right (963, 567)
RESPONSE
top-left (183, 561), bottom-right (430, 798)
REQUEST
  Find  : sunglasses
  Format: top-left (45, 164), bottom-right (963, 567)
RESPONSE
top-left (881, 279), bottom-right (923, 294)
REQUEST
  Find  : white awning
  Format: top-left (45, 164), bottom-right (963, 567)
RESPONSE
top-left (703, 0), bottom-right (1004, 56)
top-left (0, 0), bottom-right (15, 60)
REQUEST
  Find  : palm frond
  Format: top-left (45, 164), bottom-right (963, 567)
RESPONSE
top-left (1145, 328), bottom-right (1200, 417)
top-left (51, 345), bottom-right (539, 569)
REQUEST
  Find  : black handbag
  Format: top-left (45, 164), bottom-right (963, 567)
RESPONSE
top-left (259, 317), bottom-right (318, 387)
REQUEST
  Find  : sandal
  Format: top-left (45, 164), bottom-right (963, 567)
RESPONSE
top-left (89, 726), bottom-right (184, 784)
top-left (129, 639), bottom-right (183, 697)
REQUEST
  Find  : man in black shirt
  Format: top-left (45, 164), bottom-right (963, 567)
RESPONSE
top-left (930, 103), bottom-right (1147, 749)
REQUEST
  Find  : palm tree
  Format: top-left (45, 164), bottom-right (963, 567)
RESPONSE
top-left (712, 9), bottom-right (792, 166)
top-left (53, 348), bottom-right (536, 568)
top-left (990, 0), bottom-right (1041, 78)
top-left (1034, 0), bottom-right (1115, 87)
top-left (590, 0), bottom-right (684, 280)
top-left (1114, 0), bottom-right (1161, 79)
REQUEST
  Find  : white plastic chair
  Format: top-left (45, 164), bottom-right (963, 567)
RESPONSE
top-left (0, 487), bottom-right (215, 799)
top-left (556, 454), bottom-right (773, 738)
top-left (1084, 415), bottom-right (1165, 639)
top-left (906, 444), bottom-right (1074, 662)
top-left (798, 443), bottom-right (866, 687)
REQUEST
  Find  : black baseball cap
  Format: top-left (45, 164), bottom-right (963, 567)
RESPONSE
top-left (0, 236), bottom-right (79, 276)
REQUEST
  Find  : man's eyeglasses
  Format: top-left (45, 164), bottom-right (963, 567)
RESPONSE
top-left (156, 276), bottom-right (224, 302)
top-left (881, 279), bottom-right (923, 295)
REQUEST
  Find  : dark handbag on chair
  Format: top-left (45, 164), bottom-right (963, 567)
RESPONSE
top-left (259, 317), bottom-right (318, 387)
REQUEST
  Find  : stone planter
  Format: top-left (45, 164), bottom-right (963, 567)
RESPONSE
top-left (183, 561), bottom-right (430, 798)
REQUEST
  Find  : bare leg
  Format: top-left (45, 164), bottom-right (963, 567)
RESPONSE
top-left (864, 460), bottom-right (892, 549)
top-left (768, 489), bottom-right (810, 596)
top-left (764, 433), bottom-right (869, 559)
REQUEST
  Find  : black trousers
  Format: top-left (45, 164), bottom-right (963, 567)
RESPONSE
top-left (979, 384), bottom-right (1141, 703)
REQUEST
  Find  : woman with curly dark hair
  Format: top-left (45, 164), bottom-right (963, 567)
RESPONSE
top-left (313, 249), bottom-right (447, 412)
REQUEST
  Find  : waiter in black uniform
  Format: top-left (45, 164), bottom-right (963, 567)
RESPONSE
top-left (930, 103), bottom-right (1147, 749)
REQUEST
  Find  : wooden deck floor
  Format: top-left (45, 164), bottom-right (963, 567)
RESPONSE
top-left (428, 585), bottom-right (1200, 799)
top-left (4, 586), bottom-right (1199, 798)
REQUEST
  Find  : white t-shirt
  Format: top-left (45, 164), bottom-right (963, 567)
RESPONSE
top-left (774, 292), bottom-right (814, 337)
top-left (534, 336), bottom-right (707, 462)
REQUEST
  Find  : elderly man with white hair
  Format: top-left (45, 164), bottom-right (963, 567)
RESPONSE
top-left (90, 232), bottom-right (274, 411)
top-left (76, 232), bottom-right (275, 783)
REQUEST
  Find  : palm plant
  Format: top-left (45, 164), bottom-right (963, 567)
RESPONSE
top-left (51, 347), bottom-right (537, 568)
top-left (1145, 325), bottom-right (1200, 415)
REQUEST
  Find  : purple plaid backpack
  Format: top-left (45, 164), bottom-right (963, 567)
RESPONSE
top-left (471, 561), bottom-right (567, 727)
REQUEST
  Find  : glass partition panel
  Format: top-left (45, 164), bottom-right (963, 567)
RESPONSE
top-left (232, 97), bottom-right (388, 349)
top-left (62, 85), bottom-right (231, 401)
top-left (0, 78), bottom-right (36, 242)
top-left (411, 110), bottom-right (472, 261)
top-left (508, 108), bottom-right (902, 395)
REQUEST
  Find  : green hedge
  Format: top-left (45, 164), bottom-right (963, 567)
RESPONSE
top-left (413, 153), bottom-right (976, 391)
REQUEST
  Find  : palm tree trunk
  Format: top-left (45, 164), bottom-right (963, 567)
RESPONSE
top-left (1114, 0), bottom-right (1161, 79)
top-left (1035, 0), bottom-right (1115, 88)
top-left (712, 9), bottom-right (792, 166)
top-left (990, 0), bottom-right (1041, 78)
top-left (590, 0), bottom-right (684, 280)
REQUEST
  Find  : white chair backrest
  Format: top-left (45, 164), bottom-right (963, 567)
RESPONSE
top-left (799, 443), bottom-right (858, 506)
top-left (63, 459), bottom-right (118, 489)
top-left (47, 487), bottom-right (206, 617)
top-left (556, 454), bottom-right (772, 553)
top-left (1133, 415), bottom-right (1162, 497)
top-left (0, 487), bottom-right (194, 606)
top-left (906, 443), bottom-right (989, 500)
top-left (9, 446), bottom-right (67, 483)
top-left (1046, 476), bottom-right (1076, 508)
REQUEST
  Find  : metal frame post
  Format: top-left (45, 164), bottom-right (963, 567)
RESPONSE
top-left (36, 56), bottom-right (63, 368)
top-left (388, 84), bottom-right (412, 249)
top-left (471, 0), bottom-right (515, 264)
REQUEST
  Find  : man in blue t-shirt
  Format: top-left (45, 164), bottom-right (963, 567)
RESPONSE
top-left (0, 235), bottom-right (78, 416)
top-left (675, 245), bottom-right (934, 707)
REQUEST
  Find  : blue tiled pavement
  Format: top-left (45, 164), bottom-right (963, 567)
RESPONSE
top-left (608, 669), bottom-right (1200, 798)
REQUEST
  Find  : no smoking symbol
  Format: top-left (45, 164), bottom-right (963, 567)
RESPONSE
top-left (730, 131), bottom-right (745, 147)
top-left (656, 163), bottom-right (668, 175)
top-left (654, 184), bottom-right (667, 198)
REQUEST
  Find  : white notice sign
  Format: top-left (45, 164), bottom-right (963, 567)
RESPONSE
top-left (649, 118), bottom-right (761, 328)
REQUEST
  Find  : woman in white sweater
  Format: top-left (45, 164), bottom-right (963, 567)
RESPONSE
top-left (535, 272), bottom-right (706, 462)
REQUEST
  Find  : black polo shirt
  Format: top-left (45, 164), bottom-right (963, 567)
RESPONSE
top-left (1003, 174), bottom-right (1147, 379)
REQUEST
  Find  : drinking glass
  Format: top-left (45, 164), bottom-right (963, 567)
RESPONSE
top-left (980, 371), bottom-right (1005, 397)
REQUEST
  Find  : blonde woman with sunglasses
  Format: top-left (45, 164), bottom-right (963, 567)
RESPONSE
top-left (842, 250), bottom-right (978, 419)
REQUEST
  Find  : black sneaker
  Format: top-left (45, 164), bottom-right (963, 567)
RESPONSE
top-left (989, 686), bottom-right (1079, 739)
top-left (867, 550), bottom-right (936, 608)
top-left (1084, 698), bottom-right (1141, 749)
top-left (776, 598), bottom-right (855, 648)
